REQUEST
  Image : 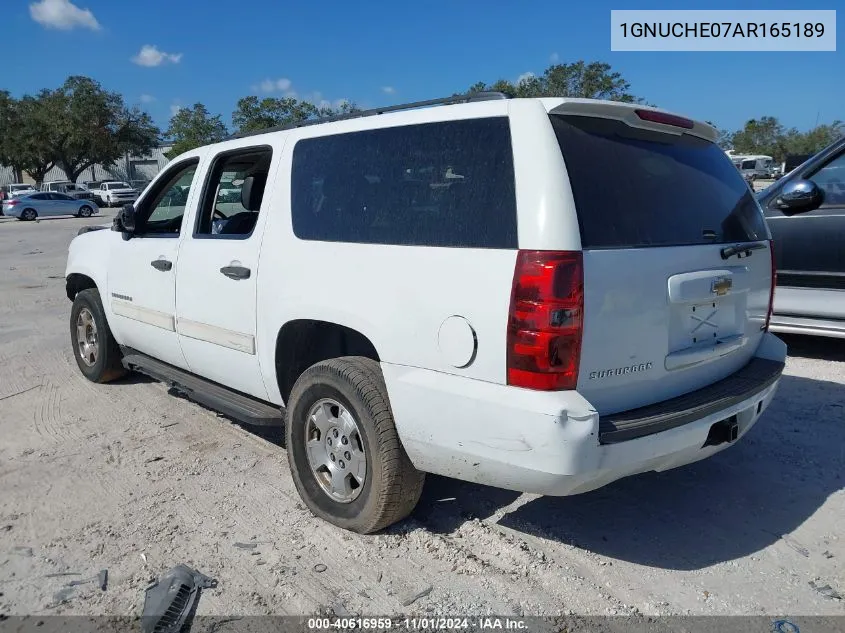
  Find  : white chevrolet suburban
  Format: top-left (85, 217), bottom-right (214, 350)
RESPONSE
top-left (65, 93), bottom-right (787, 533)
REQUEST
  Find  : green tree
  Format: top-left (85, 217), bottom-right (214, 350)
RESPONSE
top-left (18, 95), bottom-right (58, 184)
top-left (165, 103), bottom-right (228, 158)
top-left (0, 91), bottom-right (25, 182)
top-left (232, 96), bottom-right (360, 134)
top-left (41, 76), bottom-right (160, 182)
top-left (470, 60), bottom-right (644, 102)
top-left (730, 116), bottom-right (788, 161)
top-left (0, 92), bottom-right (58, 184)
top-left (705, 120), bottom-right (733, 150)
top-left (781, 121), bottom-right (844, 157)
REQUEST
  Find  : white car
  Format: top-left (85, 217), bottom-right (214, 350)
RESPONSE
top-left (64, 94), bottom-right (786, 533)
top-left (5, 183), bottom-right (38, 198)
top-left (96, 181), bottom-right (139, 207)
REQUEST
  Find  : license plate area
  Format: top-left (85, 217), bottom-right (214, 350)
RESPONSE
top-left (669, 298), bottom-right (742, 352)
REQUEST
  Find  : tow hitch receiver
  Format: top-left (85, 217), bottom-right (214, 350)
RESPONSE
top-left (703, 416), bottom-right (739, 447)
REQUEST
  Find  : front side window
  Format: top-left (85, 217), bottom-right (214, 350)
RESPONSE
top-left (195, 147), bottom-right (272, 238)
top-left (808, 151), bottom-right (845, 207)
top-left (291, 118), bottom-right (517, 248)
top-left (136, 162), bottom-right (198, 236)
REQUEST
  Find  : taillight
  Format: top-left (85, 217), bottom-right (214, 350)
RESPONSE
top-left (634, 109), bottom-right (695, 129)
top-left (6, 199), bottom-right (19, 206)
top-left (764, 239), bottom-right (776, 331)
top-left (507, 251), bottom-right (583, 390)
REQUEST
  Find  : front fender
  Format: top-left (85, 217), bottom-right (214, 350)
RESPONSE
top-left (65, 229), bottom-right (115, 304)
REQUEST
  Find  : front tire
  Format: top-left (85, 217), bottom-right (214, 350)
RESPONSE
top-left (285, 357), bottom-right (424, 533)
top-left (70, 288), bottom-right (127, 383)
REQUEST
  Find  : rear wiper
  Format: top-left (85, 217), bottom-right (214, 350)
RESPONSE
top-left (720, 242), bottom-right (767, 260)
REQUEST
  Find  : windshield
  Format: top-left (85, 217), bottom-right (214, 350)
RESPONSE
top-left (109, 182), bottom-right (131, 189)
top-left (550, 114), bottom-right (769, 248)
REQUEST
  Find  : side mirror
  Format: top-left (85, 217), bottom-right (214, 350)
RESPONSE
top-left (775, 179), bottom-right (823, 215)
top-left (113, 204), bottom-right (137, 239)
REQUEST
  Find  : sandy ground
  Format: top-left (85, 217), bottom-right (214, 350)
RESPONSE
top-left (0, 209), bottom-right (843, 621)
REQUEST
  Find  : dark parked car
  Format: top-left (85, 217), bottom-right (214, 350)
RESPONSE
top-left (757, 135), bottom-right (845, 339)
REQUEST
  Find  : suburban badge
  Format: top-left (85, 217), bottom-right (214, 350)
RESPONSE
top-left (589, 362), bottom-right (653, 380)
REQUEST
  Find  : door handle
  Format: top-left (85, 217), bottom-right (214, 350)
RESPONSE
top-left (150, 259), bottom-right (172, 272)
top-left (220, 265), bottom-right (251, 280)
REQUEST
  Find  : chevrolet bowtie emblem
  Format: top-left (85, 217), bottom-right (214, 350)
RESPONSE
top-left (711, 277), bottom-right (732, 296)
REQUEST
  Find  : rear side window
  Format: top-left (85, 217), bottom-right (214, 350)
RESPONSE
top-left (551, 115), bottom-right (768, 248)
top-left (291, 118), bottom-right (517, 248)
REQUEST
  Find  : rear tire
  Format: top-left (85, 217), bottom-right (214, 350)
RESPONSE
top-left (70, 288), bottom-right (127, 383)
top-left (78, 205), bottom-right (93, 218)
top-left (21, 208), bottom-right (37, 221)
top-left (285, 357), bottom-right (424, 533)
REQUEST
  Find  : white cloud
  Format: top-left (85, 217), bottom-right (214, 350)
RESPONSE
top-left (132, 45), bottom-right (182, 67)
top-left (381, 86), bottom-right (396, 95)
top-left (29, 0), bottom-right (100, 31)
top-left (170, 103), bottom-right (182, 117)
top-left (139, 94), bottom-right (156, 104)
top-left (253, 78), bottom-right (293, 94)
top-left (550, 52), bottom-right (560, 63)
top-left (517, 71), bottom-right (535, 85)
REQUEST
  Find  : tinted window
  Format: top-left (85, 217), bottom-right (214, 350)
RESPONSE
top-left (291, 118), bottom-right (517, 248)
top-left (551, 115), bottom-right (768, 248)
top-left (50, 193), bottom-right (73, 201)
top-left (809, 151), bottom-right (845, 206)
top-left (30, 193), bottom-right (48, 200)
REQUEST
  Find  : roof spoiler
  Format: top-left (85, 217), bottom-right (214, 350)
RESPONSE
top-left (548, 100), bottom-right (718, 143)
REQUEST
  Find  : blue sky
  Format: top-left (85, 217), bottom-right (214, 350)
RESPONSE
top-left (6, 0), bottom-right (842, 133)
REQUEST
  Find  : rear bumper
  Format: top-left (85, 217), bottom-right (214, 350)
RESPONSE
top-left (599, 357), bottom-right (783, 444)
top-left (383, 332), bottom-right (787, 496)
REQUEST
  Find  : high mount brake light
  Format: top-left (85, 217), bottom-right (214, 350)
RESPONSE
top-left (507, 251), bottom-right (583, 391)
top-left (635, 109), bottom-right (695, 130)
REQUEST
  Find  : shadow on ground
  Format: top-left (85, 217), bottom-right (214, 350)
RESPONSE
top-left (413, 371), bottom-right (844, 570)
top-left (780, 334), bottom-right (845, 362)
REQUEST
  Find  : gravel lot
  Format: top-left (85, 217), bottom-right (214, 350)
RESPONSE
top-left (0, 210), bottom-right (843, 620)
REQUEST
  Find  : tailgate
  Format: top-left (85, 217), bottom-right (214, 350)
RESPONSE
top-left (549, 112), bottom-right (773, 415)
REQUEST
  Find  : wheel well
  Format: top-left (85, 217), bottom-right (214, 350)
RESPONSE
top-left (275, 320), bottom-right (380, 403)
top-left (66, 273), bottom-right (97, 301)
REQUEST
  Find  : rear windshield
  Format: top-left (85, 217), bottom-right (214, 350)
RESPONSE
top-left (550, 115), bottom-right (768, 248)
